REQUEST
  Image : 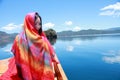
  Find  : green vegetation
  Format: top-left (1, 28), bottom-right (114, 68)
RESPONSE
top-left (44, 28), bottom-right (57, 39)
top-left (44, 29), bottom-right (57, 45)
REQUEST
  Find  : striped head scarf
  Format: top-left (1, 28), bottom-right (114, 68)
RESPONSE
top-left (11, 12), bottom-right (55, 80)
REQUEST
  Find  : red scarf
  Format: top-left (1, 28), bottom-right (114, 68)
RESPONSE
top-left (0, 12), bottom-right (55, 80)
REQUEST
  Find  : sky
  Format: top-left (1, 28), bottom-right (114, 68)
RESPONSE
top-left (0, 0), bottom-right (120, 33)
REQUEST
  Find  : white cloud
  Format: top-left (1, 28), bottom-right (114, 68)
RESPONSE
top-left (65, 21), bottom-right (73, 26)
top-left (66, 45), bottom-right (74, 52)
top-left (102, 50), bottom-right (120, 64)
top-left (100, 10), bottom-right (115, 16)
top-left (73, 26), bottom-right (81, 32)
top-left (100, 2), bottom-right (120, 17)
top-left (101, 2), bottom-right (120, 10)
top-left (43, 22), bottom-right (55, 29)
top-left (1, 23), bottom-right (22, 33)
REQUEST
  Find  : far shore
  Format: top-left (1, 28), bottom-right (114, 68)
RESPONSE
top-left (57, 33), bottom-right (120, 38)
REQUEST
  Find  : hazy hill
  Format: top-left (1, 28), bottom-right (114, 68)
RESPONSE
top-left (57, 27), bottom-right (120, 37)
top-left (107, 27), bottom-right (120, 31)
top-left (0, 31), bottom-right (17, 48)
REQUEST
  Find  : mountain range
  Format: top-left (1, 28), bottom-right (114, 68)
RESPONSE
top-left (57, 27), bottom-right (120, 37)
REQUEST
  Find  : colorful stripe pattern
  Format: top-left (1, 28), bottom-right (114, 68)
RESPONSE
top-left (0, 12), bottom-right (55, 80)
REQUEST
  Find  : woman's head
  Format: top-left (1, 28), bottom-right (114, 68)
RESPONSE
top-left (35, 12), bottom-right (42, 34)
top-left (24, 12), bottom-right (43, 35)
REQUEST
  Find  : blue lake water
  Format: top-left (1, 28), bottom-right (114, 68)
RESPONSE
top-left (0, 35), bottom-right (120, 80)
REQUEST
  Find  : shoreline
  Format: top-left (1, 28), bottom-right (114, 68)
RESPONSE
top-left (57, 33), bottom-right (120, 38)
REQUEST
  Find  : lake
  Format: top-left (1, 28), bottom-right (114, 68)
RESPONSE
top-left (0, 35), bottom-right (120, 80)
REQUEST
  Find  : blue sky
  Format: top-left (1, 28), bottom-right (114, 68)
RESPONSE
top-left (0, 0), bottom-right (120, 33)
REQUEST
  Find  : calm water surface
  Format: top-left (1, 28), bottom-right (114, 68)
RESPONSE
top-left (0, 35), bottom-right (120, 80)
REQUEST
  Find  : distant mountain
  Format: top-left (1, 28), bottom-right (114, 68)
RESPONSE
top-left (0, 31), bottom-right (17, 48)
top-left (57, 27), bottom-right (120, 37)
top-left (107, 27), bottom-right (120, 31)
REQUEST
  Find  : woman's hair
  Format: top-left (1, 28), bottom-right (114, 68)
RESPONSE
top-left (35, 12), bottom-right (42, 34)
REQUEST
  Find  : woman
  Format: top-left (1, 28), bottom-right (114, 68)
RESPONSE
top-left (0, 12), bottom-right (59, 80)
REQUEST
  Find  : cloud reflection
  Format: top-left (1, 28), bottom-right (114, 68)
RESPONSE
top-left (102, 50), bottom-right (120, 64)
top-left (66, 45), bottom-right (74, 52)
top-left (74, 40), bottom-right (81, 45)
top-left (4, 48), bottom-right (11, 52)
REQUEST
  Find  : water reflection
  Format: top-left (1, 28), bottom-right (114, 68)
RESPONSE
top-left (66, 45), bottom-right (74, 52)
top-left (1, 44), bottom-right (12, 53)
top-left (0, 41), bottom-right (13, 48)
top-left (58, 35), bottom-right (120, 41)
top-left (0, 44), bottom-right (13, 60)
top-left (55, 36), bottom-right (120, 80)
top-left (74, 40), bottom-right (81, 45)
top-left (102, 50), bottom-right (120, 64)
top-left (0, 37), bottom-right (57, 48)
top-left (58, 36), bottom-right (98, 41)
top-left (48, 38), bottom-right (57, 45)
top-left (1, 35), bottom-right (120, 80)
top-left (1, 35), bottom-right (120, 48)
